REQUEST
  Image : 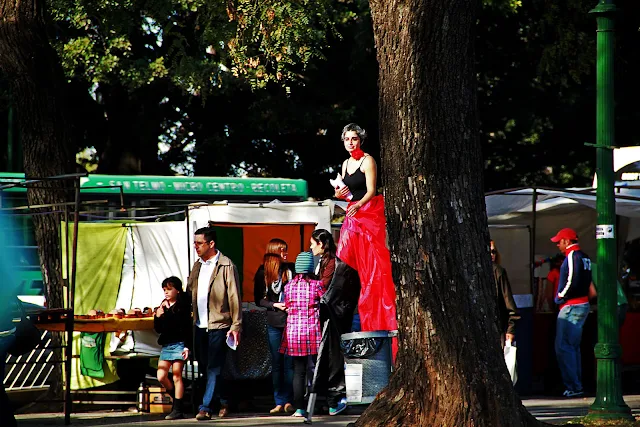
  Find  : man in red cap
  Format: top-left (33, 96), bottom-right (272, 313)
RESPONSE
top-left (550, 228), bottom-right (592, 397)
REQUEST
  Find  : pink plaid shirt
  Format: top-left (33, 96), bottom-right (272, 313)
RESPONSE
top-left (279, 275), bottom-right (325, 356)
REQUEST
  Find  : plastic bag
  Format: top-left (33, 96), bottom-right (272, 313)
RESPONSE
top-left (329, 174), bottom-right (353, 201)
top-left (504, 340), bottom-right (518, 386)
top-left (341, 337), bottom-right (385, 359)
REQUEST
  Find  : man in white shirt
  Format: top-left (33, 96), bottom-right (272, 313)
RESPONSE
top-left (187, 227), bottom-right (242, 421)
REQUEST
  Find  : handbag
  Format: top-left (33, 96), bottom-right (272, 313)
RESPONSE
top-left (504, 340), bottom-right (518, 386)
top-left (7, 299), bottom-right (42, 357)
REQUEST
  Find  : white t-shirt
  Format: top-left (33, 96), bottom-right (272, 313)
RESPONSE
top-left (196, 251), bottom-right (220, 329)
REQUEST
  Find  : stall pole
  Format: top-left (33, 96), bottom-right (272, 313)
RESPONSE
top-left (530, 188), bottom-right (537, 296)
top-left (64, 178), bottom-right (81, 425)
top-left (185, 206), bottom-right (196, 412)
top-left (186, 207), bottom-right (191, 269)
top-left (64, 206), bottom-right (70, 303)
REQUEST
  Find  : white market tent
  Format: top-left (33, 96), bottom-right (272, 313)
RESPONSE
top-left (187, 200), bottom-right (334, 234)
top-left (486, 187), bottom-right (640, 297)
top-left (108, 200), bottom-right (334, 356)
top-left (69, 200), bottom-right (335, 389)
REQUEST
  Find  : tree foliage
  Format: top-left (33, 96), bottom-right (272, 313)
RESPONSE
top-left (3, 0), bottom-right (640, 194)
top-left (43, 0), bottom-right (361, 183)
top-left (50, 0), bottom-right (337, 91)
top-left (479, 0), bottom-right (640, 190)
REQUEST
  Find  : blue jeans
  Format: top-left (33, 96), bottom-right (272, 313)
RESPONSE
top-left (195, 328), bottom-right (229, 413)
top-left (0, 334), bottom-right (17, 427)
top-left (555, 303), bottom-right (590, 392)
top-left (267, 325), bottom-right (293, 406)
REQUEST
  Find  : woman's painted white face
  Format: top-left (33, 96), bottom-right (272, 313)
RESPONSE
top-left (310, 238), bottom-right (324, 256)
top-left (343, 131), bottom-right (361, 153)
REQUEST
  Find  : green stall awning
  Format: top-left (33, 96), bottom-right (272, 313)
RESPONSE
top-left (0, 173), bottom-right (308, 199)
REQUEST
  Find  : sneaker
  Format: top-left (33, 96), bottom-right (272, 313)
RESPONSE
top-left (283, 403), bottom-right (295, 414)
top-left (562, 389), bottom-right (584, 398)
top-left (195, 410), bottom-right (211, 420)
top-left (292, 409), bottom-right (307, 417)
top-left (329, 401), bottom-right (347, 416)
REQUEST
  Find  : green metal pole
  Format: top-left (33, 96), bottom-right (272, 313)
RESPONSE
top-left (587, 0), bottom-right (632, 421)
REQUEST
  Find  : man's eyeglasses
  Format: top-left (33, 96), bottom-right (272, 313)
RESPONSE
top-left (490, 249), bottom-right (498, 255)
top-left (194, 241), bottom-right (210, 247)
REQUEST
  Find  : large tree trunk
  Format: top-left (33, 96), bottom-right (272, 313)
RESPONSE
top-left (355, 1), bottom-right (545, 425)
top-left (0, 0), bottom-right (72, 306)
top-left (0, 0), bottom-right (73, 403)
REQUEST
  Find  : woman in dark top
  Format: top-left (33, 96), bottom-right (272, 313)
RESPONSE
top-left (154, 276), bottom-right (192, 420)
top-left (309, 229), bottom-right (360, 414)
top-left (253, 238), bottom-right (294, 414)
top-left (333, 123), bottom-right (398, 340)
top-left (311, 229), bottom-right (336, 289)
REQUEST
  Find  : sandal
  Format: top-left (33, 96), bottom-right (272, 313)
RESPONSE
top-left (270, 405), bottom-right (284, 414)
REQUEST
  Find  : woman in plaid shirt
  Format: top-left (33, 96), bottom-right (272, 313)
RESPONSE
top-left (279, 251), bottom-right (325, 417)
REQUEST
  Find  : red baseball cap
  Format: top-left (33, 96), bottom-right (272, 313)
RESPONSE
top-left (550, 228), bottom-right (578, 242)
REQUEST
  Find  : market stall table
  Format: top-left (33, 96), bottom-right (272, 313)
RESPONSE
top-left (35, 316), bottom-right (155, 333)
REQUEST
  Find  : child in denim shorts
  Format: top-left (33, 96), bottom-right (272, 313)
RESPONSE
top-left (154, 276), bottom-right (192, 419)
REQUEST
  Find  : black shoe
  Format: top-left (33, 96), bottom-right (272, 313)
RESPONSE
top-left (165, 398), bottom-right (184, 420)
top-left (165, 409), bottom-right (184, 420)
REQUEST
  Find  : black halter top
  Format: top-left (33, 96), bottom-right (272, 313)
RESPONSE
top-left (343, 157), bottom-right (368, 201)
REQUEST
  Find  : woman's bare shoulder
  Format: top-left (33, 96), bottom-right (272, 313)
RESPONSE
top-left (362, 154), bottom-right (377, 169)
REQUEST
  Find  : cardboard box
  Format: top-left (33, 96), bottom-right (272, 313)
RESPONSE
top-left (148, 387), bottom-right (172, 413)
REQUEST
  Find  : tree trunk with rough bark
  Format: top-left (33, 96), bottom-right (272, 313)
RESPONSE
top-left (0, 0), bottom-right (72, 307)
top-left (0, 0), bottom-right (73, 403)
top-left (354, 0), bottom-right (545, 426)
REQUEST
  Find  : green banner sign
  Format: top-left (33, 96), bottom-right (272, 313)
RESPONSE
top-left (0, 173), bottom-right (308, 199)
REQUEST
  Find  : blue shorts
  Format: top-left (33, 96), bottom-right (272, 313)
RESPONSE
top-left (159, 342), bottom-right (185, 361)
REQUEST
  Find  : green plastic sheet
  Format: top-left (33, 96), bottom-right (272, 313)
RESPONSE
top-left (62, 223), bottom-right (127, 389)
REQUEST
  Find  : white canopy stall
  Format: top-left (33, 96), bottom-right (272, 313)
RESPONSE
top-left (110, 200), bottom-right (334, 355)
top-left (486, 188), bottom-right (640, 298)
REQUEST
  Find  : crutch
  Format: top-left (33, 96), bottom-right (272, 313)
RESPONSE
top-left (304, 319), bottom-right (330, 424)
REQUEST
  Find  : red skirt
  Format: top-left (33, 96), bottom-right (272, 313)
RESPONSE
top-left (337, 195), bottom-right (398, 332)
